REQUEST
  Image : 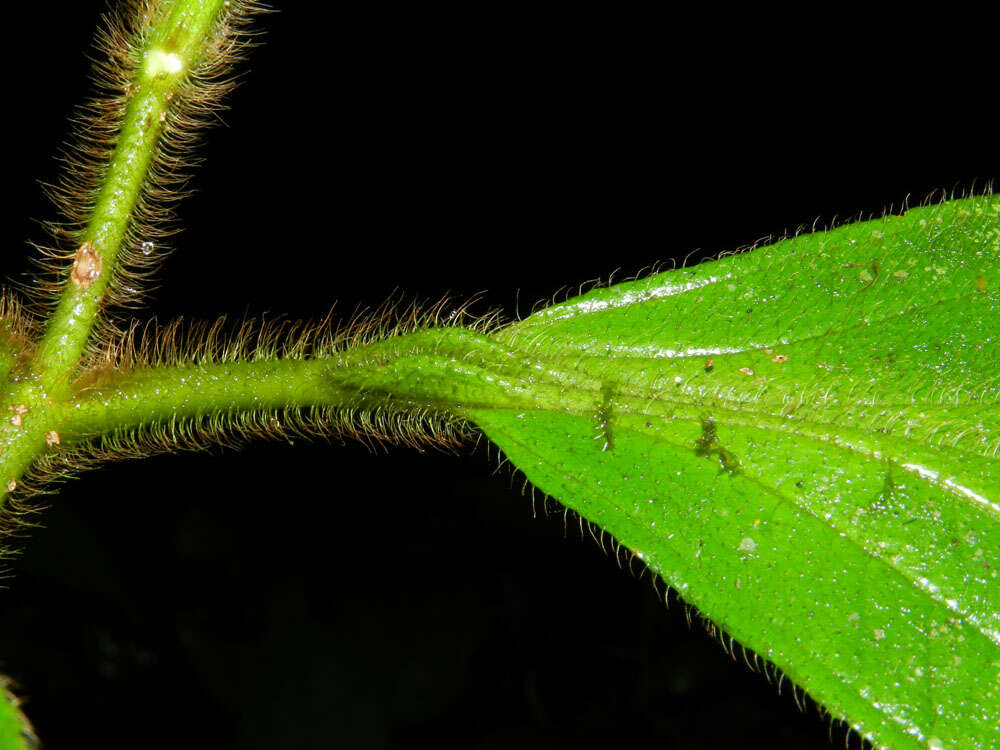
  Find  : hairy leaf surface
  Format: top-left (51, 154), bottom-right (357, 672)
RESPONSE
top-left (470, 195), bottom-right (1000, 749)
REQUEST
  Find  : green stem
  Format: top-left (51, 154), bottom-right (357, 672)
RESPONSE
top-left (54, 329), bottom-right (540, 440)
top-left (33, 0), bottom-right (228, 396)
top-left (1, 0), bottom-right (229, 506)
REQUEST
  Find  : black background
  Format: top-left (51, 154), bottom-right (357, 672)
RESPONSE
top-left (0, 4), bottom-right (993, 749)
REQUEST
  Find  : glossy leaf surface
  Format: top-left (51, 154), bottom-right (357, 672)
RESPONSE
top-left (471, 196), bottom-right (1000, 749)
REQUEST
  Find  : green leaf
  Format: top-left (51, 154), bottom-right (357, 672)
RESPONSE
top-left (0, 678), bottom-right (37, 750)
top-left (470, 195), bottom-right (1000, 749)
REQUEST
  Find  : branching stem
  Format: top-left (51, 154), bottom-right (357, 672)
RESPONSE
top-left (1, 0), bottom-right (231, 507)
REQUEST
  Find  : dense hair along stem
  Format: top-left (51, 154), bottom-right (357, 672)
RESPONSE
top-left (1, 0), bottom-right (264, 511)
top-left (32, 0), bottom-right (261, 395)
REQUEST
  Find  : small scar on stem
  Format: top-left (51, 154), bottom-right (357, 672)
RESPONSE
top-left (71, 242), bottom-right (102, 289)
top-left (9, 404), bottom-right (28, 427)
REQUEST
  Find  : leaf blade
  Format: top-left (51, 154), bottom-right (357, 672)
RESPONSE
top-left (474, 195), bottom-right (1000, 748)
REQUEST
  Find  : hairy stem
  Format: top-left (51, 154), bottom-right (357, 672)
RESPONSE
top-left (0, 0), bottom-right (231, 508)
top-left (33, 0), bottom-right (228, 396)
top-left (54, 329), bottom-right (533, 440)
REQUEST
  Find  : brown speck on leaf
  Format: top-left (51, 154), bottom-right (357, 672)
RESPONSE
top-left (764, 348), bottom-right (773, 355)
top-left (46, 430), bottom-right (61, 447)
top-left (71, 243), bottom-right (102, 288)
top-left (975, 276), bottom-right (988, 291)
top-left (158, 111), bottom-right (167, 123)
top-left (772, 353), bottom-right (789, 364)
top-left (738, 367), bottom-right (755, 377)
top-left (704, 358), bottom-right (714, 371)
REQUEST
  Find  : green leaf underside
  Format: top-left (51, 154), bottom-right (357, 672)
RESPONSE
top-left (470, 196), bottom-right (1000, 749)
